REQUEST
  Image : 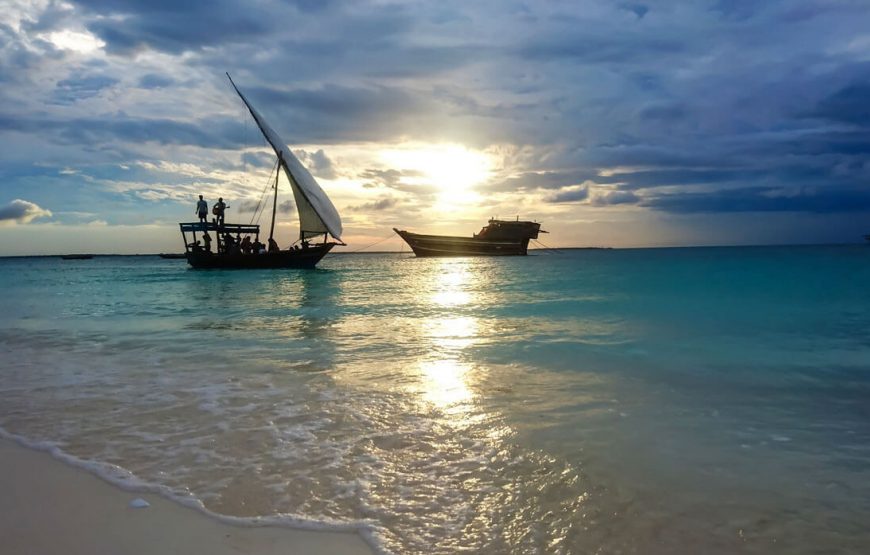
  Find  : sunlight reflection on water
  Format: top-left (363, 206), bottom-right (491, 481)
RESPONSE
top-left (2, 249), bottom-right (870, 554)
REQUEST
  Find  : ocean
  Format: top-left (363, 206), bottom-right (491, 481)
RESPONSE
top-left (1, 246), bottom-right (869, 554)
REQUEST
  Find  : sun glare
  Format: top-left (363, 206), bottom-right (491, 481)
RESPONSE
top-left (380, 144), bottom-right (493, 197)
top-left (43, 30), bottom-right (105, 53)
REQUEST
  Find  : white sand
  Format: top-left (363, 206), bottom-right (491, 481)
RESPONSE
top-left (0, 438), bottom-right (375, 555)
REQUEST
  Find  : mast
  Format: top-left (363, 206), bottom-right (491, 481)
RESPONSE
top-left (269, 153), bottom-right (280, 241)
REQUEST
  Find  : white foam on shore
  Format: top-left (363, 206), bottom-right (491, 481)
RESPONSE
top-left (0, 426), bottom-right (388, 554)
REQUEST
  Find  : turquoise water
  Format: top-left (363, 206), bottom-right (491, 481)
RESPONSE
top-left (1, 246), bottom-right (869, 553)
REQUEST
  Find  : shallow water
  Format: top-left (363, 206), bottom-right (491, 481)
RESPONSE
top-left (1, 247), bottom-right (869, 553)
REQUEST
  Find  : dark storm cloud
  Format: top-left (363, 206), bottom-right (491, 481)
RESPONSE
top-left (0, 199), bottom-right (52, 223)
top-left (711, 0), bottom-right (762, 21)
top-left (358, 169), bottom-right (431, 195)
top-left (294, 149), bottom-right (337, 179)
top-left (73, 0), bottom-right (406, 56)
top-left (517, 34), bottom-right (685, 64)
top-left (350, 197), bottom-right (398, 211)
top-left (235, 199), bottom-right (263, 213)
top-left (241, 152), bottom-right (276, 168)
top-left (488, 170), bottom-right (599, 193)
top-left (780, 131), bottom-right (870, 157)
top-left (138, 74), bottom-right (175, 89)
top-left (0, 113), bottom-right (246, 150)
top-left (593, 190), bottom-right (640, 206)
top-left (644, 186), bottom-right (870, 214)
top-left (360, 169), bottom-right (403, 189)
top-left (6, 0), bottom-right (870, 246)
top-left (807, 82), bottom-right (870, 126)
top-left (19, 1), bottom-right (76, 33)
top-left (51, 75), bottom-right (118, 104)
top-left (619, 4), bottom-right (650, 20)
top-left (248, 83), bottom-right (423, 120)
top-left (73, 0), bottom-right (275, 54)
top-left (225, 82), bottom-right (443, 144)
top-left (596, 169), bottom-right (756, 190)
top-left (639, 103), bottom-right (688, 122)
top-left (547, 187), bottom-right (589, 203)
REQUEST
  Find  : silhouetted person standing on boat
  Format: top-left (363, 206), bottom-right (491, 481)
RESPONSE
top-left (213, 197), bottom-right (228, 227)
top-left (268, 238), bottom-right (280, 252)
top-left (196, 195), bottom-right (208, 223)
top-left (202, 232), bottom-right (212, 253)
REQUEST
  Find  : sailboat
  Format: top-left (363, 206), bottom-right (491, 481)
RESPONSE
top-left (179, 74), bottom-right (344, 269)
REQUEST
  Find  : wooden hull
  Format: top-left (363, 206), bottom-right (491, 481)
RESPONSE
top-left (394, 229), bottom-right (530, 257)
top-left (186, 243), bottom-right (335, 269)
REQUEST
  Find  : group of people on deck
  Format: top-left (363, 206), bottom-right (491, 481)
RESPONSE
top-left (192, 194), bottom-right (310, 255)
top-left (218, 233), bottom-right (280, 255)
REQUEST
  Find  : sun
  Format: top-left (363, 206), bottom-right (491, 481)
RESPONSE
top-left (380, 143), bottom-right (493, 199)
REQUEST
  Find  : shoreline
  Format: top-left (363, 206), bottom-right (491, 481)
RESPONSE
top-left (0, 436), bottom-right (375, 555)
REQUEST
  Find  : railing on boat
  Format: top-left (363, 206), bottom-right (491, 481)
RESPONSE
top-left (179, 222), bottom-right (262, 254)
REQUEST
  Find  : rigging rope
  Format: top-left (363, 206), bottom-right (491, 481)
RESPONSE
top-left (531, 238), bottom-right (562, 254)
top-left (346, 231), bottom-right (401, 253)
top-left (249, 158), bottom-right (279, 226)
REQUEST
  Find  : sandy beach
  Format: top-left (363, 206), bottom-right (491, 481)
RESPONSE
top-left (0, 438), bottom-right (374, 555)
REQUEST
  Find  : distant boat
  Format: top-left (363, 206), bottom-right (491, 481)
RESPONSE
top-left (60, 254), bottom-right (94, 260)
top-left (179, 74), bottom-right (344, 270)
top-left (394, 219), bottom-right (545, 257)
top-left (158, 253), bottom-right (186, 259)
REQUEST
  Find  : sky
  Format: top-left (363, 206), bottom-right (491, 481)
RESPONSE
top-left (1, 0), bottom-right (869, 255)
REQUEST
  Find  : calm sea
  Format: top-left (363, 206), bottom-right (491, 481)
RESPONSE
top-left (1, 246), bottom-right (869, 554)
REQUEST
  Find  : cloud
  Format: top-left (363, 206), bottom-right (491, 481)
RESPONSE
top-left (593, 190), bottom-right (640, 206)
top-left (242, 83), bottom-right (432, 143)
top-left (138, 73), bottom-right (175, 89)
top-left (711, 0), bottom-right (762, 21)
top-left (360, 169), bottom-right (403, 189)
top-left (0, 199), bottom-right (52, 224)
top-left (488, 170), bottom-right (599, 193)
top-left (294, 148), bottom-right (337, 179)
top-left (278, 199), bottom-right (295, 214)
top-left (51, 74), bottom-right (119, 105)
top-left (3, 0), bottom-right (870, 249)
top-left (235, 199), bottom-right (264, 213)
top-left (517, 34), bottom-right (684, 64)
top-left (0, 112), bottom-right (246, 150)
top-left (547, 186), bottom-right (589, 203)
top-left (619, 3), bottom-right (649, 20)
top-left (643, 186), bottom-right (870, 214)
top-left (77, 0), bottom-right (275, 55)
top-left (807, 82), bottom-right (870, 126)
top-left (350, 197), bottom-right (398, 211)
top-left (357, 168), bottom-right (433, 195)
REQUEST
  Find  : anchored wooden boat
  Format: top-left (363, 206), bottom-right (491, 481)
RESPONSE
top-left (179, 74), bottom-right (344, 270)
top-left (394, 219), bottom-right (544, 257)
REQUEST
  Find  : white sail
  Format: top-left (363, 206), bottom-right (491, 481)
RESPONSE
top-left (228, 75), bottom-right (343, 241)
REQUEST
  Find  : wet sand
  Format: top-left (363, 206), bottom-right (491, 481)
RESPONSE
top-left (0, 438), bottom-right (374, 555)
